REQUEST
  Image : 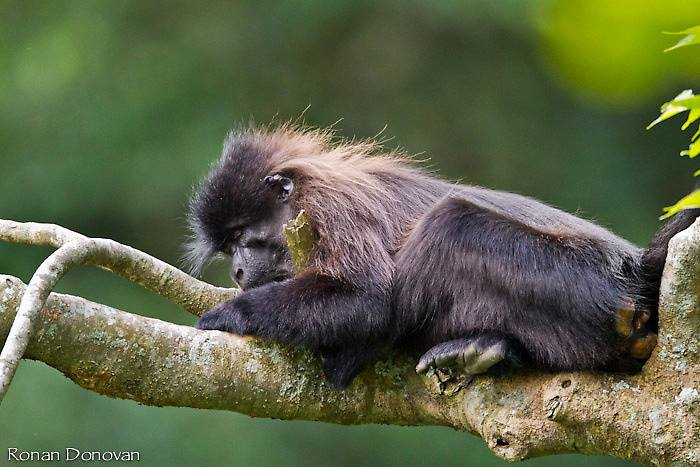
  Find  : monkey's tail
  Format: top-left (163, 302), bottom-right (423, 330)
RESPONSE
top-left (638, 182), bottom-right (700, 330)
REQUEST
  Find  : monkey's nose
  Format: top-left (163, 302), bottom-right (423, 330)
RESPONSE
top-left (235, 269), bottom-right (244, 282)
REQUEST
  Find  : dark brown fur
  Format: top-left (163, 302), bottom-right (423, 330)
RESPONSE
top-left (189, 124), bottom-right (688, 387)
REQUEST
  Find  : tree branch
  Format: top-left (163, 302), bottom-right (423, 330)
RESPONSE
top-left (0, 275), bottom-right (451, 426)
top-left (0, 220), bottom-right (237, 401)
top-left (0, 220), bottom-right (237, 316)
top-left (2, 218), bottom-right (700, 465)
top-left (0, 242), bottom-right (90, 399)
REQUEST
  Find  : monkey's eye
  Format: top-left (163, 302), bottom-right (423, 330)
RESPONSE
top-left (220, 228), bottom-right (243, 251)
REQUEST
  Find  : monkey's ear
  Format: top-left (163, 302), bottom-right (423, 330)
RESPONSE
top-left (263, 174), bottom-right (294, 202)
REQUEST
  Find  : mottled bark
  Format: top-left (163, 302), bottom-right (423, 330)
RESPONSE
top-left (0, 220), bottom-right (237, 401)
top-left (2, 218), bottom-right (700, 465)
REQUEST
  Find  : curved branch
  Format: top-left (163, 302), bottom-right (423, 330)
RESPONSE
top-left (0, 220), bottom-right (237, 316)
top-left (1, 218), bottom-right (700, 465)
top-left (0, 269), bottom-right (697, 465)
top-left (0, 220), bottom-right (236, 402)
top-left (0, 242), bottom-right (88, 399)
top-left (0, 219), bottom-right (87, 247)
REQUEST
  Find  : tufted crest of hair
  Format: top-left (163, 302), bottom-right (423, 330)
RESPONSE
top-left (185, 123), bottom-right (447, 280)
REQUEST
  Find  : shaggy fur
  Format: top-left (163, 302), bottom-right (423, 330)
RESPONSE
top-left (188, 124), bottom-right (692, 387)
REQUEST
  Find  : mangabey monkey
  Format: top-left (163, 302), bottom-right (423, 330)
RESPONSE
top-left (187, 125), bottom-right (697, 388)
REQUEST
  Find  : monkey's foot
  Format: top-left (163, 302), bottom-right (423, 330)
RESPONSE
top-left (614, 300), bottom-right (658, 360)
top-left (416, 336), bottom-right (509, 375)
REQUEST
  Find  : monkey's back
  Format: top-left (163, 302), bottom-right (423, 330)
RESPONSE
top-left (390, 179), bottom-right (644, 372)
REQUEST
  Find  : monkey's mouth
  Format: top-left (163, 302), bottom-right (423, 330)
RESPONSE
top-left (236, 273), bottom-right (290, 291)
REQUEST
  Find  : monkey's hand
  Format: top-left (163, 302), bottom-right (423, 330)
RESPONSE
top-left (196, 297), bottom-right (252, 335)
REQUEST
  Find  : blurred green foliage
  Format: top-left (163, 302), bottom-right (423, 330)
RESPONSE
top-left (1, 0), bottom-right (699, 465)
top-left (535, 0), bottom-right (700, 106)
top-left (665, 25), bottom-right (700, 52)
top-left (648, 88), bottom-right (700, 218)
top-left (647, 30), bottom-right (700, 218)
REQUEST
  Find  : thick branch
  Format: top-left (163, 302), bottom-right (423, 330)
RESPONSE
top-left (0, 276), bottom-right (452, 427)
top-left (2, 219), bottom-right (700, 465)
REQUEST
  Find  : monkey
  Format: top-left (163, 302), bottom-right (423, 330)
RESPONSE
top-left (186, 124), bottom-right (697, 388)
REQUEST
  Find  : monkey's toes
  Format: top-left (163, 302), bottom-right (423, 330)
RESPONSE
top-left (416, 338), bottom-right (506, 375)
top-left (630, 332), bottom-right (658, 359)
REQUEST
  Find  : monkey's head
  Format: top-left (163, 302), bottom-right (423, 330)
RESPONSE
top-left (187, 124), bottom-right (412, 289)
top-left (186, 131), bottom-right (299, 290)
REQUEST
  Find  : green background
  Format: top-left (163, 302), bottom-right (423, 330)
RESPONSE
top-left (2, 1), bottom-right (699, 465)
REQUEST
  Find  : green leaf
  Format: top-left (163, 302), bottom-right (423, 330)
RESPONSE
top-left (672, 96), bottom-right (700, 110)
top-left (647, 90), bottom-right (697, 129)
top-left (661, 189), bottom-right (700, 219)
top-left (693, 125), bottom-right (700, 142)
top-left (680, 139), bottom-right (700, 158)
top-left (664, 26), bottom-right (700, 52)
top-left (683, 108), bottom-right (700, 130)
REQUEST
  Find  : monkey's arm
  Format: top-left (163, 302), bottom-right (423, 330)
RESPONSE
top-left (197, 272), bottom-right (390, 349)
top-left (197, 273), bottom-right (390, 387)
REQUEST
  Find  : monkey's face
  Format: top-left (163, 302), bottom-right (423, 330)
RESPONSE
top-left (217, 174), bottom-right (296, 290)
top-left (188, 163), bottom-right (298, 290)
top-left (224, 207), bottom-right (295, 290)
